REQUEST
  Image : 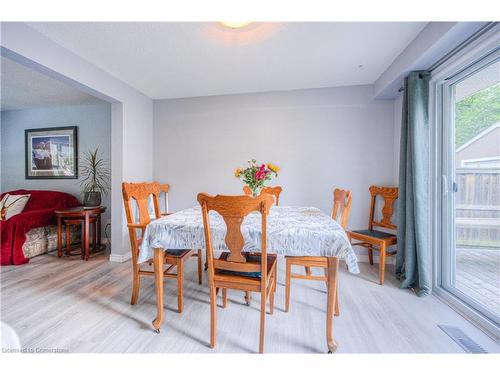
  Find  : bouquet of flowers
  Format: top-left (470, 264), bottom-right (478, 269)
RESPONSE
top-left (234, 159), bottom-right (280, 197)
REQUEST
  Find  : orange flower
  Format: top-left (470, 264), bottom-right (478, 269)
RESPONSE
top-left (234, 168), bottom-right (243, 178)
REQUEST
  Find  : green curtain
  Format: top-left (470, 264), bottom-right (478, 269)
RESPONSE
top-left (396, 71), bottom-right (431, 296)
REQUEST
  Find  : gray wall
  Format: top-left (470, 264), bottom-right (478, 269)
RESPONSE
top-left (153, 85), bottom-right (396, 232)
top-left (1, 103), bottom-right (112, 234)
top-left (393, 92), bottom-right (403, 183)
top-left (2, 23), bottom-right (154, 259)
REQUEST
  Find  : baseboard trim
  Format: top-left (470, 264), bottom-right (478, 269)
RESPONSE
top-left (109, 252), bottom-right (131, 263)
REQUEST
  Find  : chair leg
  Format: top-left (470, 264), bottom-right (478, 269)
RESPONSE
top-left (334, 279), bottom-right (340, 316)
top-left (222, 288), bottom-right (227, 308)
top-left (368, 245), bottom-right (374, 265)
top-left (152, 249), bottom-right (164, 333)
top-left (305, 266), bottom-right (312, 276)
top-left (285, 258), bottom-right (291, 312)
top-left (177, 259), bottom-right (184, 313)
top-left (269, 292), bottom-right (274, 315)
top-left (197, 249), bottom-right (202, 285)
top-left (269, 269), bottom-right (276, 315)
top-left (324, 267), bottom-right (329, 289)
top-left (379, 244), bottom-right (386, 285)
top-left (244, 291), bottom-right (252, 306)
top-left (209, 286), bottom-right (217, 348)
top-left (259, 290), bottom-right (266, 354)
top-left (323, 266), bottom-right (340, 316)
top-left (326, 257), bottom-right (339, 353)
top-left (130, 249), bottom-right (141, 305)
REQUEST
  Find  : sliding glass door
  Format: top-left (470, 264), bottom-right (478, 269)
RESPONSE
top-left (440, 50), bottom-right (500, 328)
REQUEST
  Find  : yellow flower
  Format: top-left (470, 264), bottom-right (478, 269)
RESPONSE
top-left (234, 168), bottom-right (243, 178)
top-left (267, 163), bottom-right (280, 174)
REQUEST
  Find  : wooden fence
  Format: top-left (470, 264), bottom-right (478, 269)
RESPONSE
top-left (455, 168), bottom-right (500, 248)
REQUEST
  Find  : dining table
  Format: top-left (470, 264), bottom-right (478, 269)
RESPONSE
top-left (139, 205), bottom-right (359, 353)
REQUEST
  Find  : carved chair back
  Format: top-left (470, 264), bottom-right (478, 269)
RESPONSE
top-left (331, 188), bottom-right (352, 229)
top-left (243, 185), bottom-right (282, 206)
top-left (368, 186), bottom-right (399, 230)
top-left (122, 182), bottom-right (161, 226)
top-left (197, 193), bottom-right (274, 282)
top-left (122, 182), bottom-right (162, 250)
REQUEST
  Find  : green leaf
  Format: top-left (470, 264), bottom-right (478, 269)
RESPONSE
top-left (455, 84), bottom-right (500, 148)
top-left (79, 147), bottom-right (111, 195)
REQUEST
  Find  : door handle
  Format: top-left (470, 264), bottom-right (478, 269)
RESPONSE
top-left (442, 175), bottom-right (449, 195)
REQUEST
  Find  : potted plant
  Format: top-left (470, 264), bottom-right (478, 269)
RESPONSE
top-left (234, 159), bottom-right (280, 197)
top-left (80, 148), bottom-right (110, 207)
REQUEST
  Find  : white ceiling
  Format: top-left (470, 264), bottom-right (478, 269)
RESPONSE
top-left (27, 22), bottom-right (427, 99)
top-left (1, 56), bottom-right (104, 111)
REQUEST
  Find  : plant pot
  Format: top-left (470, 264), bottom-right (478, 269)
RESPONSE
top-left (83, 191), bottom-right (101, 207)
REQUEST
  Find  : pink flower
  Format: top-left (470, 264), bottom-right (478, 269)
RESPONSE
top-left (255, 164), bottom-right (270, 180)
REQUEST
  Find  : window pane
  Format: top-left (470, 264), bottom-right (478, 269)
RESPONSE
top-left (453, 59), bottom-right (500, 316)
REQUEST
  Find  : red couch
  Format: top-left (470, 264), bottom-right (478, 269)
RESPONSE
top-left (0, 190), bottom-right (80, 265)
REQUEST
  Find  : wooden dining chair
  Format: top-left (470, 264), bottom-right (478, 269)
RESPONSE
top-left (122, 182), bottom-right (201, 313)
top-left (197, 193), bottom-right (277, 353)
top-left (243, 185), bottom-right (282, 206)
top-left (159, 183), bottom-right (202, 282)
top-left (284, 188), bottom-right (351, 313)
top-left (347, 185), bottom-right (398, 285)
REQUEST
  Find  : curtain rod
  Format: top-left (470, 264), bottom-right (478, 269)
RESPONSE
top-left (398, 22), bottom-right (498, 92)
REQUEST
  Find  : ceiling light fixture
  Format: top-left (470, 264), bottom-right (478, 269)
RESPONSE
top-left (219, 21), bottom-right (253, 29)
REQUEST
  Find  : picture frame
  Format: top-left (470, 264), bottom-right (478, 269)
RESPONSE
top-left (25, 126), bottom-right (78, 179)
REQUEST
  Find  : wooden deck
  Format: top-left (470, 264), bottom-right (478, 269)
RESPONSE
top-left (456, 248), bottom-right (500, 314)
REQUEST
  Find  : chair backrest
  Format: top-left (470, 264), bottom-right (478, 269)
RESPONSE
top-left (197, 193), bottom-right (274, 281)
top-left (159, 183), bottom-right (170, 214)
top-left (122, 182), bottom-right (161, 228)
top-left (368, 185), bottom-right (399, 230)
top-left (331, 188), bottom-right (352, 229)
top-left (242, 185), bottom-right (283, 206)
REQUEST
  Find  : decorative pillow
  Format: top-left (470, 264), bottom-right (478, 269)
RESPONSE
top-left (0, 194), bottom-right (31, 220)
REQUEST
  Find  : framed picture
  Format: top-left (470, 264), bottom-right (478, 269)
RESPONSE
top-left (25, 126), bottom-right (78, 179)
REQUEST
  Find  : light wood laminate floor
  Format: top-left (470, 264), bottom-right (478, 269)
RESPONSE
top-left (1, 252), bottom-right (498, 353)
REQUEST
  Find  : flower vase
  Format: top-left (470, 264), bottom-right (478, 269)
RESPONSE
top-left (251, 187), bottom-right (261, 198)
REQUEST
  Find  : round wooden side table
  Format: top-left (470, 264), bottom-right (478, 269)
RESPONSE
top-left (55, 206), bottom-right (106, 261)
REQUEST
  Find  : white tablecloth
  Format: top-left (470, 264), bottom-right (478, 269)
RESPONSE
top-left (139, 206), bottom-right (359, 273)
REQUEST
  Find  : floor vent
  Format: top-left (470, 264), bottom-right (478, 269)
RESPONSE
top-left (438, 325), bottom-right (488, 354)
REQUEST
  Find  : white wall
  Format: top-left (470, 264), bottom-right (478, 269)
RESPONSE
top-left (1, 23), bottom-right (153, 259)
top-left (1, 103), bottom-right (112, 232)
top-left (393, 92), bottom-right (403, 183)
top-left (153, 85), bottom-right (395, 232)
